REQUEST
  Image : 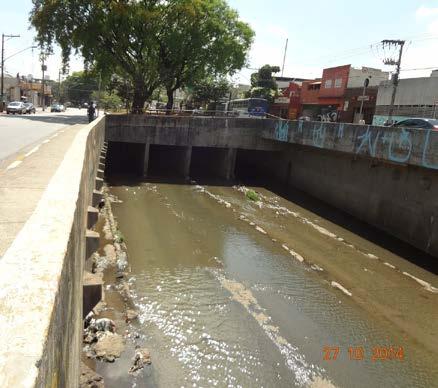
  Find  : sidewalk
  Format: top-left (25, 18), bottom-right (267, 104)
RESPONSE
top-left (0, 123), bottom-right (85, 256)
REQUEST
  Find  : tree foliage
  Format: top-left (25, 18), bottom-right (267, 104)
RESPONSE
top-left (30, 0), bottom-right (254, 113)
top-left (247, 64), bottom-right (280, 103)
top-left (91, 90), bottom-right (123, 111)
top-left (106, 75), bottom-right (134, 111)
top-left (61, 71), bottom-right (99, 106)
top-left (158, 0), bottom-right (254, 110)
top-left (191, 77), bottom-right (231, 108)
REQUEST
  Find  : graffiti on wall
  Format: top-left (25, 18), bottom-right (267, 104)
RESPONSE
top-left (422, 129), bottom-right (438, 169)
top-left (270, 119), bottom-right (438, 170)
top-left (356, 126), bottom-right (380, 157)
top-left (312, 123), bottom-right (326, 148)
top-left (274, 120), bottom-right (289, 142)
top-left (382, 129), bottom-right (412, 163)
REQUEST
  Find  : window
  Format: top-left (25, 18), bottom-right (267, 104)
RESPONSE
top-left (334, 78), bottom-right (342, 88)
top-left (324, 79), bottom-right (333, 88)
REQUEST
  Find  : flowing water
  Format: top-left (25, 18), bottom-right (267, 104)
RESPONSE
top-left (103, 179), bottom-right (438, 388)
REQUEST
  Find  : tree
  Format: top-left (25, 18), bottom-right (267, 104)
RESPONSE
top-left (157, 0), bottom-right (254, 111)
top-left (106, 75), bottom-right (134, 112)
top-left (191, 77), bottom-right (231, 109)
top-left (61, 71), bottom-right (99, 106)
top-left (247, 64), bottom-right (280, 103)
top-left (91, 91), bottom-right (123, 111)
top-left (30, 0), bottom-right (253, 113)
top-left (30, 1), bottom-right (163, 113)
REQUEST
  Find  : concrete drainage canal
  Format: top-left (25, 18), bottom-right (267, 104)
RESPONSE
top-left (81, 142), bottom-right (438, 388)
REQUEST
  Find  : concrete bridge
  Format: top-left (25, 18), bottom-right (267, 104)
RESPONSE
top-left (1, 113), bottom-right (437, 386)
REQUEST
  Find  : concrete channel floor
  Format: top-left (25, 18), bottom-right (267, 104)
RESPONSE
top-left (0, 123), bottom-right (85, 257)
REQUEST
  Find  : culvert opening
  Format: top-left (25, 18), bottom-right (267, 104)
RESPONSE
top-left (105, 141), bottom-right (145, 176)
top-left (235, 149), bottom-right (282, 183)
top-left (190, 147), bottom-right (231, 179)
top-left (148, 145), bottom-right (191, 178)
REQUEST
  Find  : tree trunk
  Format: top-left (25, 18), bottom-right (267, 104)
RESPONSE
top-left (132, 82), bottom-right (147, 114)
top-left (166, 88), bottom-right (174, 114)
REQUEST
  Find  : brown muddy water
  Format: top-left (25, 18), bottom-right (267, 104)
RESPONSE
top-left (100, 179), bottom-right (438, 388)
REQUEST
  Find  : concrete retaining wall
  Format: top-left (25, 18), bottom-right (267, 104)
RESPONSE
top-left (262, 119), bottom-right (438, 170)
top-left (0, 116), bottom-right (105, 387)
top-left (236, 144), bottom-right (438, 258)
top-left (260, 119), bottom-right (438, 257)
top-left (106, 114), bottom-right (283, 151)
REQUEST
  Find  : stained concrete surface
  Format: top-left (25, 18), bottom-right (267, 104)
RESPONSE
top-left (0, 116), bottom-right (105, 387)
top-left (0, 123), bottom-right (84, 256)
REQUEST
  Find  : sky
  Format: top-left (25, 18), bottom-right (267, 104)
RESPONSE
top-left (1, 0), bottom-right (438, 84)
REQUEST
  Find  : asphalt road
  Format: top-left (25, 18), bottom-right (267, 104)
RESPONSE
top-left (0, 108), bottom-right (88, 162)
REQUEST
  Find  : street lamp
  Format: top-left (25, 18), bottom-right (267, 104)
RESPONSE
top-left (1, 33), bottom-right (20, 110)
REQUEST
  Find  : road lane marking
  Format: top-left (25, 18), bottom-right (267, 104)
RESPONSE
top-left (6, 161), bottom-right (22, 170)
top-left (24, 146), bottom-right (40, 157)
top-left (42, 139), bottom-right (50, 144)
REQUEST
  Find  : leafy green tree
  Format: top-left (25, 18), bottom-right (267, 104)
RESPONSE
top-left (30, 0), bottom-right (253, 113)
top-left (91, 90), bottom-right (123, 111)
top-left (157, 0), bottom-right (254, 111)
top-left (106, 75), bottom-right (134, 112)
top-left (191, 77), bottom-right (231, 109)
top-left (30, 1), bottom-right (162, 113)
top-left (247, 64), bottom-right (280, 103)
top-left (61, 71), bottom-right (99, 106)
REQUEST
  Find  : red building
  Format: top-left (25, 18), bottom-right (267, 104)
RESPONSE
top-left (270, 81), bottom-right (302, 119)
top-left (299, 65), bottom-right (389, 123)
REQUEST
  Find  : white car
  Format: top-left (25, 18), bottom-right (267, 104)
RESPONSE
top-left (6, 101), bottom-right (27, 114)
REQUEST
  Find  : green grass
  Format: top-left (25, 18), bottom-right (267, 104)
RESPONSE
top-left (245, 190), bottom-right (259, 202)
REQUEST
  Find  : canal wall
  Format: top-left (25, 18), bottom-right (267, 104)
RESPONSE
top-left (0, 116), bottom-right (106, 387)
top-left (105, 115), bottom-right (438, 258)
top-left (261, 120), bottom-right (438, 258)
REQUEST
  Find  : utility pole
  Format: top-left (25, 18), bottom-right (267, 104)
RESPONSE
top-left (41, 56), bottom-right (47, 111)
top-left (358, 77), bottom-right (370, 122)
top-left (281, 38), bottom-right (288, 77)
top-left (1, 33), bottom-right (20, 111)
top-left (58, 69), bottom-right (61, 102)
top-left (381, 39), bottom-right (405, 124)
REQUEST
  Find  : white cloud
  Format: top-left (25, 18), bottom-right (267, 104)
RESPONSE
top-left (415, 5), bottom-right (438, 18)
top-left (427, 18), bottom-right (438, 34)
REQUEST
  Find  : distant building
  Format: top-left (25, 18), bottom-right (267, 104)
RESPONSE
top-left (299, 65), bottom-right (389, 123)
top-left (3, 74), bottom-right (52, 106)
top-left (269, 76), bottom-right (311, 119)
top-left (373, 70), bottom-right (438, 125)
top-left (230, 84), bottom-right (251, 100)
top-left (274, 76), bottom-right (310, 91)
top-left (270, 82), bottom-right (302, 119)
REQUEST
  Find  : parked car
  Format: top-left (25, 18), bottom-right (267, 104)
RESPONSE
top-left (6, 101), bottom-right (27, 114)
top-left (23, 102), bottom-right (36, 114)
top-left (58, 104), bottom-right (66, 112)
top-left (51, 104), bottom-right (63, 112)
top-left (392, 118), bottom-right (438, 130)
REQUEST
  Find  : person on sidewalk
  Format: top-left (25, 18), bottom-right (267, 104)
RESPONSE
top-left (87, 101), bottom-right (96, 123)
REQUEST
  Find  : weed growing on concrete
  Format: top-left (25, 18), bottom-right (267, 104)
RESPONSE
top-left (246, 190), bottom-right (259, 202)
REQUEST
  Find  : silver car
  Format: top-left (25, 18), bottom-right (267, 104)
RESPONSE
top-left (6, 101), bottom-right (27, 114)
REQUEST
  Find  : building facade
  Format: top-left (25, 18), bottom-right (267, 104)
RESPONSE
top-left (373, 70), bottom-right (438, 125)
top-left (2, 75), bottom-right (52, 107)
top-left (299, 65), bottom-right (389, 123)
